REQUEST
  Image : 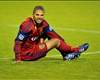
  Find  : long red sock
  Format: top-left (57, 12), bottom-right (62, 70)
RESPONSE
top-left (56, 40), bottom-right (79, 57)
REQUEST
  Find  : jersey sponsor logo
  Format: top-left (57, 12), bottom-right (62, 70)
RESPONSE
top-left (31, 37), bottom-right (38, 41)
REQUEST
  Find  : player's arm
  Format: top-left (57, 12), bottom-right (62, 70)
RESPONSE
top-left (14, 31), bottom-right (30, 61)
top-left (44, 26), bottom-right (64, 41)
top-left (14, 40), bottom-right (23, 63)
top-left (14, 20), bottom-right (32, 62)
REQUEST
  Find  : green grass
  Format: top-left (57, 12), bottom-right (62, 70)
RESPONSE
top-left (0, 1), bottom-right (100, 80)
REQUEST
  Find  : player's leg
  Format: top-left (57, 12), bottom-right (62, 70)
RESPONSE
top-left (45, 30), bottom-right (89, 60)
top-left (21, 43), bottom-right (48, 61)
top-left (21, 39), bottom-right (60, 61)
top-left (45, 39), bottom-right (89, 60)
top-left (63, 43), bottom-right (89, 60)
top-left (45, 39), bottom-right (79, 57)
top-left (45, 39), bottom-right (60, 50)
top-left (28, 38), bottom-right (89, 61)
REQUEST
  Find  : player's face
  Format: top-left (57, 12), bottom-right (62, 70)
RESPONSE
top-left (33, 10), bottom-right (44, 24)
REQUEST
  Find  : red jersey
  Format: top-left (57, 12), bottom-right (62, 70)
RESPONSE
top-left (14, 17), bottom-right (64, 61)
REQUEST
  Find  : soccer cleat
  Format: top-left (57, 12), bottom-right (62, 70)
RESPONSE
top-left (64, 43), bottom-right (89, 60)
top-left (64, 53), bottom-right (76, 61)
top-left (79, 43), bottom-right (89, 53)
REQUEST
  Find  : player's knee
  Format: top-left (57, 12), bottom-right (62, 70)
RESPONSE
top-left (46, 38), bottom-right (61, 50)
top-left (52, 38), bottom-right (60, 47)
top-left (53, 38), bottom-right (60, 42)
top-left (39, 44), bottom-right (46, 49)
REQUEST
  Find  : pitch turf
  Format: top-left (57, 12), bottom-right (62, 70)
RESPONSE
top-left (0, 1), bottom-right (100, 80)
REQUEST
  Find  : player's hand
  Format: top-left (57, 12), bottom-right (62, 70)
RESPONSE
top-left (40, 38), bottom-right (44, 43)
top-left (13, 60), bottom-right (23, 64)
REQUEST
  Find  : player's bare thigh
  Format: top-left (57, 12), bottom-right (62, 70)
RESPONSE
top-left (39, 38), bottom-right (60, 51)
top-left (45, 39), bottom-right (60, 50)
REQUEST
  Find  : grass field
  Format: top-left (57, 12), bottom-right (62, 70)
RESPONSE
top-left (0, 1), bottom-right (100, 80)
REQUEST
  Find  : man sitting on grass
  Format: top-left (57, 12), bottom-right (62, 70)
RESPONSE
top-left (14, 6), bottom-right (89, 63)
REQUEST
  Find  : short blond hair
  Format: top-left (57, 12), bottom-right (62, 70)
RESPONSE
top-left (33, 6), bottom-right (45, 14)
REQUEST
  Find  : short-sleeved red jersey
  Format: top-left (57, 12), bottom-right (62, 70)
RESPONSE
top-left (14, 17), bottom-right (64, 61)
top-left (14, 17), bottom-right (49, 60)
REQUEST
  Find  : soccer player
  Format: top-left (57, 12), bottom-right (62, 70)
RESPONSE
top-left (14, 6), bottom-right (89, 63)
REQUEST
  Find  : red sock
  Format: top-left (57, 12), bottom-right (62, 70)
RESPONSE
top-left (56, 40), bottom-right (79, 57)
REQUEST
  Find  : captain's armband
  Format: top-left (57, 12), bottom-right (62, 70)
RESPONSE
top-left (44, 25), bottom-right (53, 33)
top-left (16, 32), bottom-right (29, 41)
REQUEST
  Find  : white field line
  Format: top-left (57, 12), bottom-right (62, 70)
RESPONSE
top-left (55, 27), bottom-right (100, 34)
top-left (84, 51), bottom-right (100, 54)
top-left (0, 51), bottom-right (100, 60)
top-left (49, 51), bottom-right (100, 57)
